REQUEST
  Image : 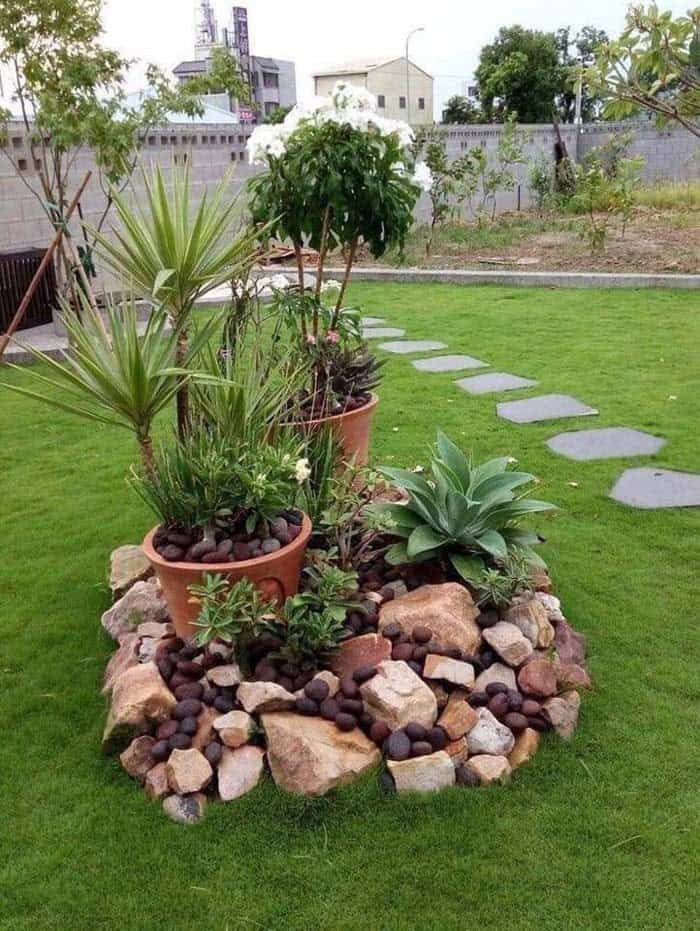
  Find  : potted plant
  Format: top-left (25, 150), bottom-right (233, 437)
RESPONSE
top-left (246, 82), bottom-right (432, 463)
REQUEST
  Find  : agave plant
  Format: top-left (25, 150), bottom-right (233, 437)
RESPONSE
top-left (92, 162), bottom-right (262, 436)
top-left (374, 432), bottom-right (557, 583)
top-left (0, 294), bottom-right (217, 474)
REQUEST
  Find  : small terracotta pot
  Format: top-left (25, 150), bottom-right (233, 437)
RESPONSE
top-left (301, 393), bottom-right (379, 467)
top-left (142, 514), bottom-right (312, 640)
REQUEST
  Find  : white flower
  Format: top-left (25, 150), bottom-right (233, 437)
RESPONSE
top-left (246, 123), bottom-right (290, 164)
top-left (412, 161), bottom-right (433, 192)
top-left (410, 464), bottom-right (425, 473)
top-left (331, 81), bottom-right (377, 113)
top-left (295, 458), bottom-right (312, 484)
top-left (270, 274), bottom-right (291, 291)
top-left (321, 279), bottom-right (342, 294)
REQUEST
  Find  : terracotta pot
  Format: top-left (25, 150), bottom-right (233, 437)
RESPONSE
top-left (142, 514), bottom-right (312, 639)
top-left (301, 393), bottom-right (379, 467)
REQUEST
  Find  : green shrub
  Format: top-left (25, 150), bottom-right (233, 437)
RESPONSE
top-left (374, 431), bottom-right (557, 583)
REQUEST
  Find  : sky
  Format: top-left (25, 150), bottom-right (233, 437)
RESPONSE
top-left (2, 0), bottom-right (694, 119)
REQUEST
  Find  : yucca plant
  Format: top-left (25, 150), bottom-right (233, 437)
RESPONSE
top-left (0, 294), bottom-right (217, 474)
top-left (92, 162), bottom-right (262, 436)
top-left (373, 431), bottom-right (557, 583)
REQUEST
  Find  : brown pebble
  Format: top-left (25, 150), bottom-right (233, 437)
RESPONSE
top-left (382, 622), bottom-right (403, 640)
top-left (352, 665), bottom-right (377, 684)
top-left (340, 677), bottom-right (359, 699)
top-left (319, 698), bottom-right (340, 720)
top-left (504, 712), bottom-right (528, 732)
top-left (411, 741), bottom-right (433, 757)
top-left (412, 625), bottom-right (433, 644)
top-left (335, 712), bottom-right (357, 732)
top-left (370, 720), bottom-right (391, 745)
top-left (392, 642), bottom-right (414, 662)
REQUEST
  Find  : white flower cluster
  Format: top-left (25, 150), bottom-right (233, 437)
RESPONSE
top-left (247, 81), bottom-right (418, 164)
top-left (412, 160), bottom-right (433, 193)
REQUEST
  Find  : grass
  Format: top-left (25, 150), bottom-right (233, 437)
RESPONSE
top-left (635, 179), bottom-right (700, 210)
top-left (1, 282), bottom-right (699, 930)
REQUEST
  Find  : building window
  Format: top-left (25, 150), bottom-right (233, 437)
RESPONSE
top-left (239, 151), bottom-right (244, 161)
top-left (377, 94), bottom-right (385, 108)
top-left (220, 134), bottom-right (226, 144)
top-left (148, 135), bottom-right (156, 146)
top-left (18, 158), bottom-right (27, 171)
top-left (264, 101), bottom-right (279, 116)
top-left (201, 135), bottom-right (209, 144)
top-left (238, 134), bottom-right (245, 144)
top-left (399, 96), bottom-right (406, 109)
top-left (418, 97), bottom-right (425, 110)
top-left (263, 71), bottom-right (279, 89)
top-left (34, 158), bottom-right (41, 171)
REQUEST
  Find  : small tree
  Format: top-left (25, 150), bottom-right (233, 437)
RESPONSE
top-left (413, 127), bottom-right (469, 254)
top-left (442, 95), bottom-right (482, 124)
top-left (0, 0), bottom-right (248, 294)
top-left (527, 154), bottom-right (554, 212)
top-left (587, 4), bottom-right (700, 138)
top-left (456, 116), bottom-right (527, 223)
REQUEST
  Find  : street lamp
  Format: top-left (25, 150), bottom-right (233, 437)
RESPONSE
top-left (405, 26), bottom-right (425, 125)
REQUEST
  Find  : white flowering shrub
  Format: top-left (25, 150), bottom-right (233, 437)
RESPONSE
top-left (247, 81), bottom-right (431, 285)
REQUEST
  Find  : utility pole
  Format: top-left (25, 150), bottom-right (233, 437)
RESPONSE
top-left (405, 26), bottom-right (424, 124)
top-left (574, 63), bottom-right (583, 125)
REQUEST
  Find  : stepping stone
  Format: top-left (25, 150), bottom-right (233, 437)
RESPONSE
top-left (547, 427), bottom-right (666, 461)
top-left (498, 394), bottom-right (598, 424)
top-left (610, 468), bottom-right (700, 509)
top-left (379, 340), bottom-right (448, 355)
top-left (413, 355), bottom-right (489, 373)
top-left (361, 317), bottom-right (385, 326)
top-left (363, 327), bottom-right (405, 339)
top-left (456, 372), bottom-right (538, 395)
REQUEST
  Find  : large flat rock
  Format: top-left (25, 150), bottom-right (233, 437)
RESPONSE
top-left (498, 394), bottom-right (598, 424)
top-left (261, 712), bottom-right (380, 796)
top-left (379, 583), bottom-right (481, 655)
top-left (363, 327), bottom-right (406, 339)
top-left (412, 354), bottom-right (488, 373)
top-left (361, 316), bottom-right (385, 326)
top-left (609, 467), bottom-right (700, 508)
top-left (455, 372), bottom-right (538, 395)
top-left (547, 426), bottom-right (665, 460)
top-left (378, 340), bottom-right (447, 354)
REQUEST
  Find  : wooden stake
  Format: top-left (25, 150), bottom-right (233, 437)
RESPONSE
top-left (0, 171), bottom-right (92, 361)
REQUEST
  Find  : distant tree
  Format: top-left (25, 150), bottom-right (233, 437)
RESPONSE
top-left (586, 4), bottom-right (700, 138)
top-left (476, 26), bottom-right (565, 122)
top-left (557, 26), bottom-right (609, 122)
top-left (442, 95), bottom-right (482, 124)
top-left (265, 104), bottom-right (293, 124)
top-left (0, 0), bottom-right (248, 293)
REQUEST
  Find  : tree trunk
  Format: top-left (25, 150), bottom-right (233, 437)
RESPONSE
top-left (175, 328), bottom-right (190, 439)
top-left (140, 433), bottom-right (156, 477)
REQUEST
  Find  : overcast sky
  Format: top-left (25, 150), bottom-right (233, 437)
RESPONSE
top-left (6, 0), bottom-right (694, 118)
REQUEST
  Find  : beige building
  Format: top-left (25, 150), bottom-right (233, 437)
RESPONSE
top-left (313, 57), bottom-right (433, 125)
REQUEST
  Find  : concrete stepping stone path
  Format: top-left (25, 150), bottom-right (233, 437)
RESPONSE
top-left (610, 468), bottom-right (700, 508)
top-left (379, 340), bottom-right (448, 354)
top-left (547, 427), bottom-right (665, 461)
top-left (361, 317), bottom-right (385, 326)
top-left (363, 327), bottom-right (406, 339)
top-left (413, 355), bottom-right (489, 373)
top-left (456, 372), bottom-right (538, 396)
top-left (498, 394), bottom-right (598, 424)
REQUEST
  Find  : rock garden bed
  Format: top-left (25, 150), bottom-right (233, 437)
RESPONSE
top-left (103, 548), bottom-right (590, 823)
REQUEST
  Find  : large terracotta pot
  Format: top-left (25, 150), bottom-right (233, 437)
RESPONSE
top-left (143, 514), bottom-right (312, 639)
top-left (301, 393), bottom-right (379, 467)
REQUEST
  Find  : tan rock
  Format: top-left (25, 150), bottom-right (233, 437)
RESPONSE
top-left (119, 735), bottom-right (155, 782)
top-left (144, 762), bottom-right (170, 800)
top-left (423, 654), bottom-right (475, 688)
top-left (359, 660), bottom-right (437, 730)
top-left (473, 662), bottom-right (517, 692)
top-left (101, 579), bottom-right (169, 642)
top-left (162, 793), bottom-right (206, 824)
top-left (388, 751), bottom-right (455, 793)
top-left (312, 670), bottom-right (340, 697)
top-left (330, 633), bottom-right (392, 679)
top-left (542, 690), bottom-right (581, 739)
top-left (262, 712), bottom-right (381, 796)
top-left (482, 622), bottom-right (533, 667)
top-left (190, 706), bottom-right (219, 751)
top-left (517, 658), bottom-right (558, 698)
top-left (465, 754), bottom-right (511, 785)
top-left (109, 544), bottom-right (152, 598)
top-left (206, 663), bottom-right (242, 688)
top-left (427, 680), bottom-right (449, 710)
top-left (467, 708), bottom-right (515, 756)
top-left (166, 748), bottom-right (213, 794)
top-left (506, 597), bottom-right (555, 649)
top-left (437, 692), bottom-right (479, 740)
top-left (508, 728), bottom-right (541, 770)
top-left (237, 680), bottom-right (296, 714)
top-left (213, 710), bottom-right (254, 748)
top-left (445, 737), bottom-right (469, 765)
top-left (532, 568), bottom-right (553, 593)
top-left (218, 745), bottom-right (265, 801)
top-left (554, 662), bottom-right (592, 691)
top-left (379, 583), bottom-right (481, 655)
top-left (554, 620), bottom-right (586, 665)
top-left (534, 591), bottom-right (565, 623)
top-left (102, 633), bottom-right (140, 694)
top-left (103, 661), bottom-right (176, 750)
top-left (137, 620), bottom-right (174, 639)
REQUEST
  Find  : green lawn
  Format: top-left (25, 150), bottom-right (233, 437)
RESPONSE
top-left (1, 283), bottom-right (699, 930)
